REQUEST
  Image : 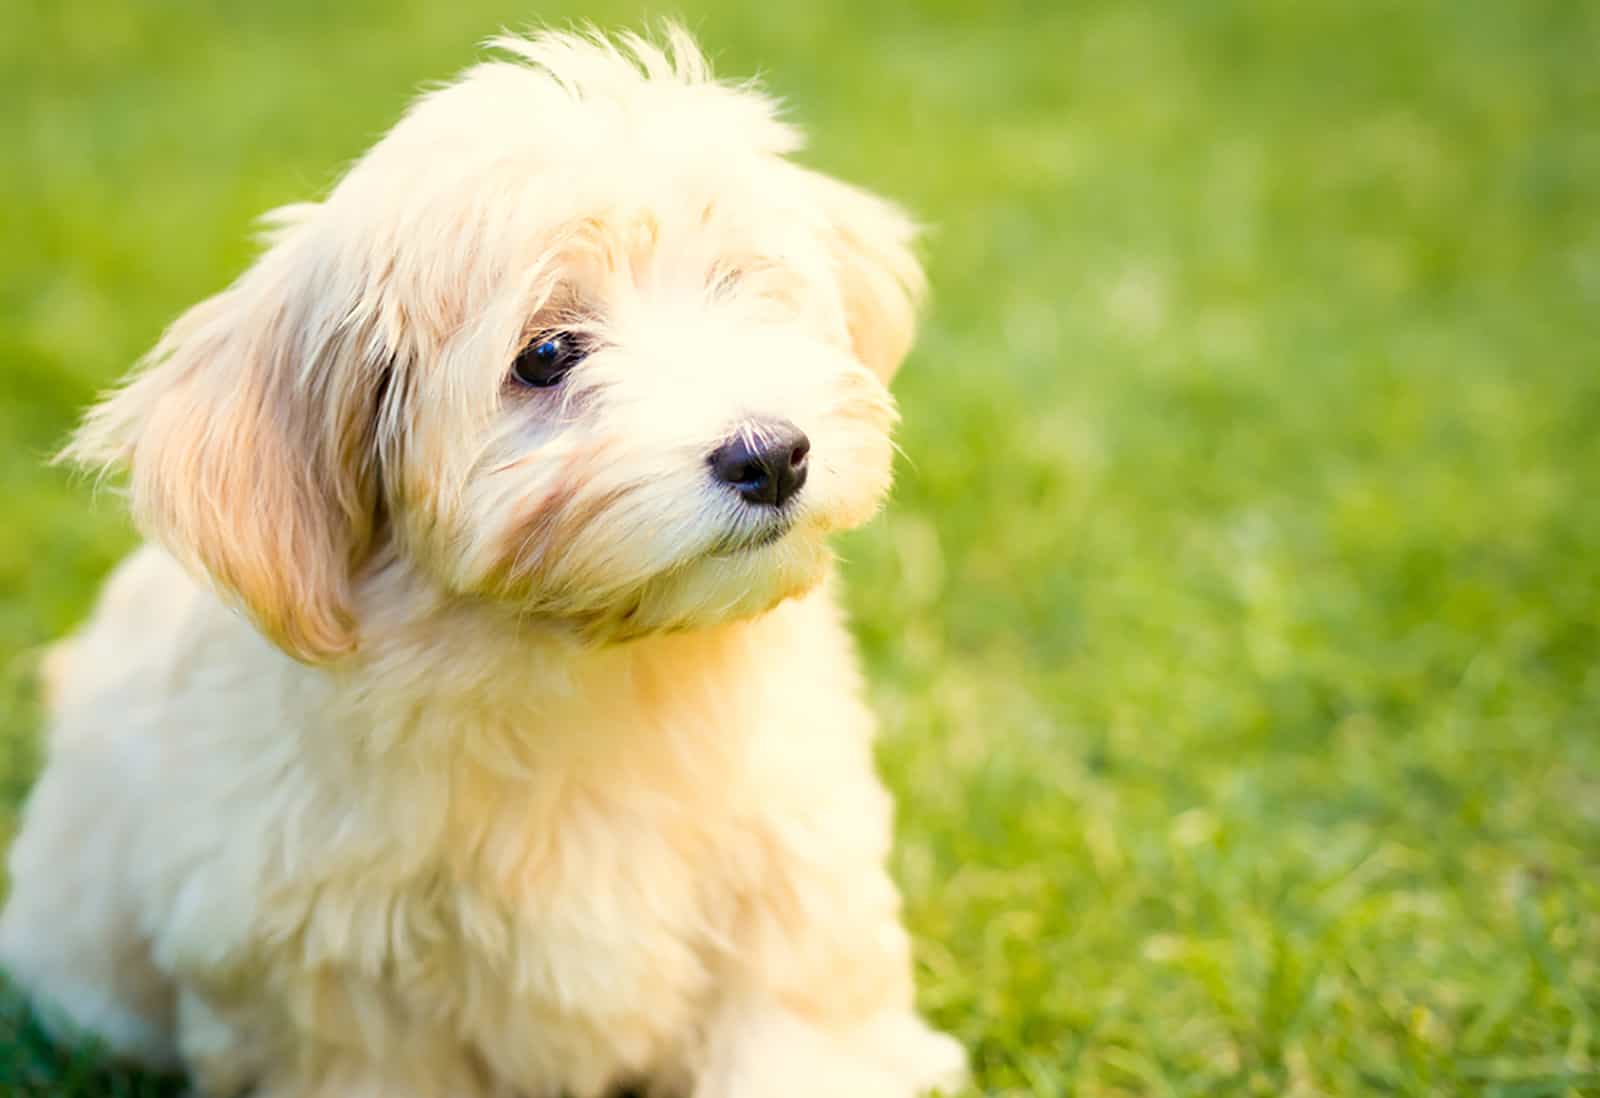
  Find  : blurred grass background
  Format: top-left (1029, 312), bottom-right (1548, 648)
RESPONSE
top-left (3, 0), bottom-right (1599, 1095)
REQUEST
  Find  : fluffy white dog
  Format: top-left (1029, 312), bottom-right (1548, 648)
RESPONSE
top-left (0, 24), bottom-right (965, 1098)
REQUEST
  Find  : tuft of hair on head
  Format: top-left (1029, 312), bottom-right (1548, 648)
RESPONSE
top-left (487, 20), bottom-right (712, 91)
top-left (476, 21), bottom-right (804, 156)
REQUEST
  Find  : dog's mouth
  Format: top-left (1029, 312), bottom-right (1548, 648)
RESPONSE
top-left (709, 516), bottom-right (795, 556)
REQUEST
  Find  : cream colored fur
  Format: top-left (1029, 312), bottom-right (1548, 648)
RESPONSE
top-left (0, 25), bottom-right (964, 1098)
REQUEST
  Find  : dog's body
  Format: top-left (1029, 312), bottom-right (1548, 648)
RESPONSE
top-left (6, 547), bottom-right (955, 1098)
top-left (0, 27), bottom-right (963, 1098)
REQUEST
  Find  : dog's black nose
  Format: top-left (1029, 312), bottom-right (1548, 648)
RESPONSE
top-left (708, 420), bottom-right (810, 508)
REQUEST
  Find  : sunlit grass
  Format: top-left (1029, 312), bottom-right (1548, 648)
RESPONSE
top-left (3, 1), bottom-right (1598, 1094)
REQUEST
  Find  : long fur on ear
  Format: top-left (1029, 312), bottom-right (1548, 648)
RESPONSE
top-left (808, 173), bottom-right (926, 382)
top-left (64, 213), bottom-right (386, 664)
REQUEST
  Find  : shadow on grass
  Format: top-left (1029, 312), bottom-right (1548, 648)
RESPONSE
top-left (0, 972), bottom-right (185, 1098)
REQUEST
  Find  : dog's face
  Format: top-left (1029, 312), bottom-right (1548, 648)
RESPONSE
top-left (69, 28), bottom-right (923, 661)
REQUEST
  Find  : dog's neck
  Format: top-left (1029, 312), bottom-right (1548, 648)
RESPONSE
top-left (314, 559), bottom-right (828, 773)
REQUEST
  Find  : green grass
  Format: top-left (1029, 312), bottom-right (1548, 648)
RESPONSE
top-left (4, 0), bottom-right (1599, 1094)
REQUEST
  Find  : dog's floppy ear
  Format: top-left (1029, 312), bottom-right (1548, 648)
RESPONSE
top-left (65, 211), bottom-right (386, 664)
top-left (809, 173), bottom-right (927, 383)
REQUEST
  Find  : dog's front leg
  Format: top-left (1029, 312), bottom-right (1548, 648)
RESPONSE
top-left (685, 732), bottom-right (966, 1098)
top-left (692, 850), bottom-right (963, 1097)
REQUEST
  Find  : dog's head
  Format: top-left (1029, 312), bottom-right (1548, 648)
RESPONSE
top-left (68, 27), bottom-right (922, 662)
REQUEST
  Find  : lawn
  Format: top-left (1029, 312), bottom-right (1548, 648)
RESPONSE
top-left (3, 0), bottom-right (1599, 1095)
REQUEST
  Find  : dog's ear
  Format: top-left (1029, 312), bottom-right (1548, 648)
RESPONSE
top-left (65, 212), bottom-right (386, 664)
top-left (810, 173), bottom-right (926, 383)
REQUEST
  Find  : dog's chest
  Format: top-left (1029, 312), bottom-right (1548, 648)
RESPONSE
top-left (352, 754), bottom-right (738, 1091)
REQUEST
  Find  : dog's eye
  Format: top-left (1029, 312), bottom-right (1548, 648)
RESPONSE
top-left (512, 334), bottom-right (587, 388)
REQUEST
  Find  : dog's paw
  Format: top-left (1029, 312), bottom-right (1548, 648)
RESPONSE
top-left (857, 1013), bottom-right (967, 1096)
top-left (696, 1007), bottom-right (966, 1098)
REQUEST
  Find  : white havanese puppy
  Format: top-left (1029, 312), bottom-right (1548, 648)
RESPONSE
top-left (0, 24), bottom-right (966, 1098)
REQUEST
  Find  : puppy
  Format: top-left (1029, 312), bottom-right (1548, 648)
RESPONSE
top-left (0, 24), bottom-right (965, 1098)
